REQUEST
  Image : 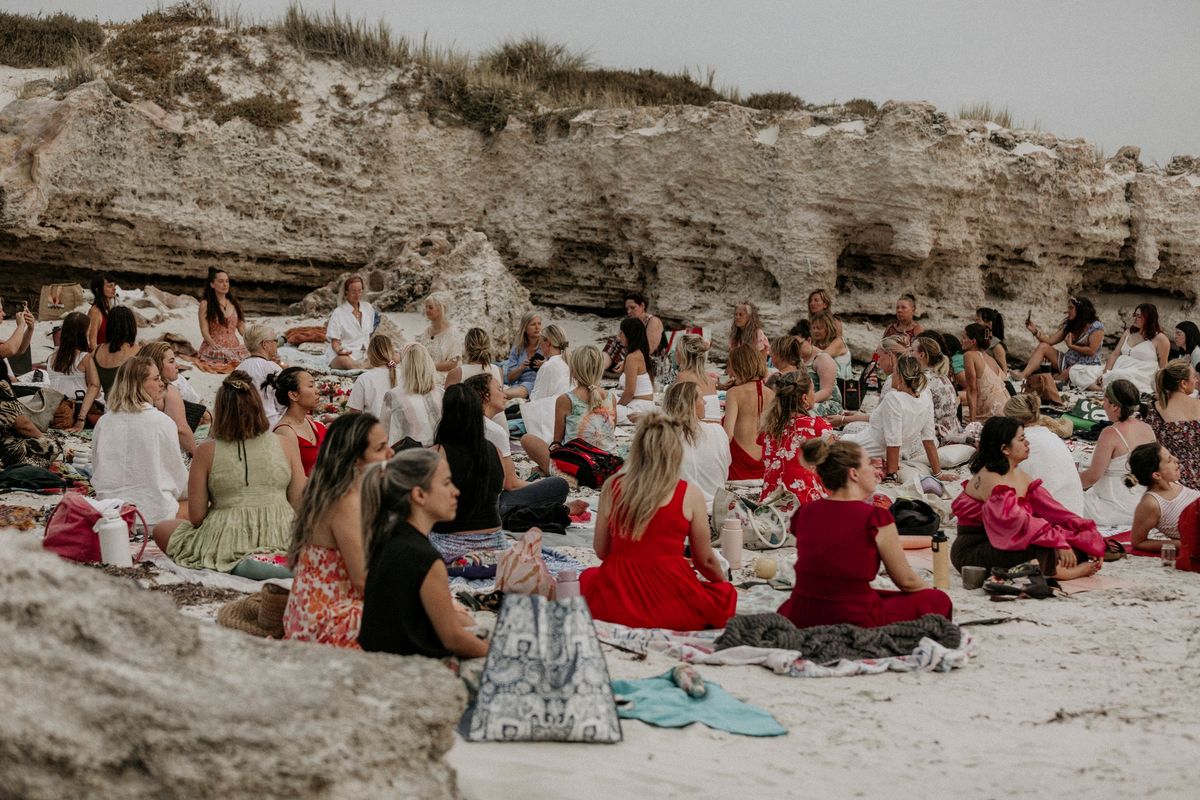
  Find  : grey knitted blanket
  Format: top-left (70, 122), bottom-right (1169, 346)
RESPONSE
top-left (715, 613), bottom-right (962, 664)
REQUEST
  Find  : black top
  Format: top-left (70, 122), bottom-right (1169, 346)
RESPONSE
top-left (432, 441), bottom-right (503, 534)
top-left (358, 521), bottom-right (449, 658)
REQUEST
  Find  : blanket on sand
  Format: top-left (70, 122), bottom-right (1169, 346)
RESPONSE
top-left (716, 612), bottom-right (962, 662)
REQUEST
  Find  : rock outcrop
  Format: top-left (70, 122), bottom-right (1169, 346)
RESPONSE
top-left (0, 537), bottom-right (465, 799)
top-left (1, 30), bottom-right (1198, 350)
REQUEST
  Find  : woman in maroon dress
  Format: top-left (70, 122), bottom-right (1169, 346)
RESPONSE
top-left (778, 438), bottom-right (952, 629)
top-left (581, 414), bottom-right (736, 630)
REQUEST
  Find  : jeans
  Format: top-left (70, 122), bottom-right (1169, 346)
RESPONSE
top-left (499, 476), bottom-right (569, 518)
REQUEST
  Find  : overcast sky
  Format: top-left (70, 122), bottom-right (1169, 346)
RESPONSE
top-left (14, 0), bottom-right (1200, 163)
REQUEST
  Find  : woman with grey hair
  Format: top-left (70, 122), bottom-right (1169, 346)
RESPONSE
top-left (238, 324), bottom-right (284, 427)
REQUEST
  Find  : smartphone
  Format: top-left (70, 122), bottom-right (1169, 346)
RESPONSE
top-left (1025, 309), bottom-right (1032, 325)
top-left (21, 301), bottom-right (29, 313)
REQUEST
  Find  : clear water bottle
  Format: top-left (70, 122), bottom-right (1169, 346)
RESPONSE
top-left (95, 508), bottom-right (132, 568)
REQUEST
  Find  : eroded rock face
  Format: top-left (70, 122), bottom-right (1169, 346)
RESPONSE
top-left (0, 538), bottom-right (465, 799)
top-left (1, 54), bottom-right (1199, 354)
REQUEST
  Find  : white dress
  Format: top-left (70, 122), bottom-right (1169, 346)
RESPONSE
top-left (172, 374), bottom-right (203, 406)
top-left (92, 405), bottom-right (188, 525)
top-left (348, 366), bottom-right (397, 419)
top-left (381, 385), bottom-right (444, 447)
top-left (1022, 425), bottom-right (1086, 516)
top-left (842, 389), bottom-right (936, 463)
top-left (323, 302), bottom-right (378, 365)
top-left (236, 355), bottom-right (284, 428)
top-left (521, 354), bottom-right (573, 442)
top-left (1083, 428), bottom-right (1146, 526)
top-left (424, 325), bottom-right (463, 366)
top-left (679, 423), bottom-right (731, 505)
top-left (1102, 336), bottom-right (1159, 395)
top-left (45, 352), bottom-right (87, 398)
top-left (459, 363), bottom-right (502, 384)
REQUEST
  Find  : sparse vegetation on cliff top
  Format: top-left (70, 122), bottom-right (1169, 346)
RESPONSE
top-left (0, 11), bottom-right (104, 68)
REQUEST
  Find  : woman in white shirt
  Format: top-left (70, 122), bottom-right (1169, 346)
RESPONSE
top-left (836, 356), bottom-right (946, 481)
top-left (237, 325), bottom-right (284, 428)
top-left (445, 327), bottom-right (502, 387)
top-left (520, 325), bottom-right (572, 442)
top-left (325, 275), bottom-right (378, 369)
top-left (46, 312), bottom-right (91, 399)
top-left (348, 335), bottom-right (399, 419)
top-left (421, 293), bottom-right (463, 377)
top-left (92, 356), bottom-right (188, 525)
top-left (1003, 393), bottom-right (1086, 515)
top-left (663, 381), bottom-right (730, 505)
top-left (380, 344), bottom-right (444, 448)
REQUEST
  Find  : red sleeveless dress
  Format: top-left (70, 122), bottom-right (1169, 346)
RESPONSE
top-left (275, 418), bottom-right (327, 476)
top-left (726, 379), bottom-right (766, 480)
top-left (581, 479), bottom-right (737, 630)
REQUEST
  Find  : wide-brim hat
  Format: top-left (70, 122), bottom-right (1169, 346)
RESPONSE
top-left (216, 583), bottom-right (289, 638)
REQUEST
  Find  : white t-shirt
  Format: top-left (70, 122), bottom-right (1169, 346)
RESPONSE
top-left (483, 415), bottom-right (512, 459)
top-left (172, 374), bottom-right (203, 406)
top-left (381, 385), bottom-right (444, 447)
top-left (529, 354), bottom-right (572, 402)
top-left (1023, 424), bottom-right (1087, 516)
top-left (92, 405), bottom-right (188, 525)
top-left (679, 422), bottom-right (732, 505)
top-left (324, 301), bottom-right (378, 364)
top-left (237, 355), bottom-right (284, 427)
top-left (844, 389), bottom-right (936, 461)
top-left (348, 366), bottom-right (398, 419)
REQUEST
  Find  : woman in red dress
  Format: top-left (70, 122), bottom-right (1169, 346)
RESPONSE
top-left (581, 414), bottom-right (736, 630)
top-left (758, 370), bottom-right (832, 503)
top-left (778, 438), bottom-right (952, 629)
top-left (267, 367), bottom-right (328, 476)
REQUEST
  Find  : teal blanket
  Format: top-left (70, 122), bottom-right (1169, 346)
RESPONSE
top-left (611, 671), bottom-right (786, 737)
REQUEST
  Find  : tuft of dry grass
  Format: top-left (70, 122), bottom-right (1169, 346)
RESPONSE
top-left (957, 101), bottom-right (1041, 131)
top-left (842, 98), bottom-right (879, 117)
top-left (0, 11), bottom-right (104, 68)
top-left (213, 92), bottom-right (300, 128)
top-left (52, 41), bottom-right (97, 92)
top-left (280, 1), bottom-right (408, 68)
top-left (744, 91), bottom-right (806, 111)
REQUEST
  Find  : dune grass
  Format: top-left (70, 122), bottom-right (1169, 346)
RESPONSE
top-left (957, 102), bottom-right (1038, 131)
top-left (0, 11), bottom-right (104, 68)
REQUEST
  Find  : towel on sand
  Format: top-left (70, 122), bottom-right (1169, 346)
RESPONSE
top-left (716, 613), bottom-right (962, 664)
top-left (611, 671), bottom-right (786, 737)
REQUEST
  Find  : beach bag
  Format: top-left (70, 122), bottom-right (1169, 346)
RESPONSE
top-left (1023, 373), bottom-right (1062, 406)
top-left (37, 283), bottom-right (84, 321)
top-left (837, 362), bottom-right (876, 412)
top-left (1063, 398), bottom-right (1106, 432)
top-left (17, 387), bottom-right (67, 432)
top-left (1176, 497), bottom-right (1200, 573)
top-left (183, 400), bottom-right (206, 432)
top-left (461, 594), bottom-right (622, 743)
top-left (495, 528), bottom-right (556, 599)
top-left (549, 439), bottom-right (623, 489)
top-left (42, 494), bottom-right (150, 563)
top-left (890, 498), bottom-right (941, 536)
top-left (713, 485), bottom-right (799, 550)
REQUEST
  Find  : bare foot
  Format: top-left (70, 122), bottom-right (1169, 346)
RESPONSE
top-left (567, 499), bottom-right (589, 516)
top-left (1053, 559), bottom-right (1102, 581)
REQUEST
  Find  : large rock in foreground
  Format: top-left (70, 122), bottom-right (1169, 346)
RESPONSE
top-left (0, 537), bottom-right (465, 799)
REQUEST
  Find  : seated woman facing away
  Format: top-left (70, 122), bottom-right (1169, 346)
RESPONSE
top-left (1011, 296), bottom-right (1104, 386)
top-left (380, 344), bottom-right (444, 449)
top-left (663, 381), bottom-right (730, 506)
top-left (155, 372), bottom-right (307, 576)
top-left (1144, 359), bottom-right (1200, 489)
top-left (75, 305), bottom-right (140, 430)
top-left (950, 416), bottom-right (1104, 580)
top-left (672, 333), bottom-right (721, 421)
top-left (912, 334), bottom-right (976, 453)
top-left (444, 327), bottom-right (502, 388)
top-left (428, 384), bottom-right (506, 561)
top-left (778, 439), bottom-right (951, 629)
top-left (284, 413), bottom-right (394, 649)
top-left (616, 316), bottom-right (657, 422)
top-left (1080, 379), bottom-right (1155, 527)
top-left (1003, 393), bottom-right (1085, 516)
top-left (758, 370), bottom-right (831, 504)
top-left (91, 357), bottom-right (187, 526)
top-left (581, 414), bottom-right (736, 630)
top-left (267, 367), bottom-right (328, 477)
top-left (46, 311), bottom-right (91, 400)
top-left (347, 334), bottom-right (399, 420)
top-left (961, 323), bottom-right (1008, 423)
top-left (723, 344), bottom-right (775, 480)
top-left (520, 345), bottom-right (619, 477)
top-left (237, 325), bottom-right (284, 428)
top-left (1127, 443), bottom-right (1200, 553)
top-left (358, 449), bottom-right (489, 660)
top-left (975, 307), bottom-right (1008, 370)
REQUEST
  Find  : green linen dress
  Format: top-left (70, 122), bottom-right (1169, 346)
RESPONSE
top-left (166, 433), bottom-right (294, 572)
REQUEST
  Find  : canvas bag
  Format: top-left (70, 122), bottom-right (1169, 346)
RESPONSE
top-left (17, 387), bottom-right (67, 432)
top-left (461, 594), bottom-right (622, 743)
top-left (712, 485), bottom-right (799, 550)
top-left (495, 528), bottom-right (556, 598)
top-left (37, 283), bottom-right (84, 322)
top-left (42, 493), bottom-right (150, 563)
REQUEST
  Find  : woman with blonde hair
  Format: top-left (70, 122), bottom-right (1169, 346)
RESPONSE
top-left (444, 327), bottom-right (501, 387)
top-left (380, 344), bottom-right (444, 448)
top-left (92, 356), bottom-right (187, 525)
top-left (729, 301), bottom-right (770, 358)
top-left (723, 344), bottom-right (775, 479)
top-left (1003, 393), bottom-right (1085, 515)
top-left (519, 324), bottom-right (573, 441)
top-left (502, 311), bottom-right (544, 398)
top-left (674, 333), bottom-right (721, 419)
top-left (663, 381), bottom-right (730, 505)
top-left (347, 334), bottom-right (399, 419)
top-left (758, 370), bottom-right (832, 504)
top-left (581, 414), bottom-right (735, 630)
top-left (520, 345), bottom-right (618, 476)
top-left (1144, 359), bottom-right (1200, 489)
top-left (139, 341), bottom-right (197, 456)
top-left (155, 371), bottom-right (307, 576)
top-left (911, 335), bottom-right (966, 444)
top-left (810, 310), bottom-right (852, 380)
top-left (421, 293), bottom-right (463, 376)
top-left (842, 356), bottom-right (946, 481)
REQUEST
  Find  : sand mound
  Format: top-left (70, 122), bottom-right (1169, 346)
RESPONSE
top-left (0, 537), bottom-right (465, 799)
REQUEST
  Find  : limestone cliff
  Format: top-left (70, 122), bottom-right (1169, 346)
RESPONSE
top-left (1, 26), bottom-right (1198, 352)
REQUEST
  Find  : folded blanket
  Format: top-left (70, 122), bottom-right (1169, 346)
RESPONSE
top-left (611, 671), bottom-right (786, 737)
top-left (716, 612), bottom-right (962, 663)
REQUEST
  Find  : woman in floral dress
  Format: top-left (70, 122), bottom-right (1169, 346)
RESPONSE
top-left (196, 268), bottom-right (250, 373)
top-left (1144, 359), bottom-right (1200, 490)
top-left (284, 413), bottom-right (394, 648)
top-left (758, 370), bottom-right (832, 503)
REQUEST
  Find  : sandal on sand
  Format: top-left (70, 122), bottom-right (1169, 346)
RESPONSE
top-left (1104, 539), bottom-right (1126, 562)
top-left (991, 561), bottom-right (1041, 581)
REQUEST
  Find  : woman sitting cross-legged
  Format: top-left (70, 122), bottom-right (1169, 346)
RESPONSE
top-left (92, 356), bottom-right (187, 526)
top-left (346, 334), bottom-right (399, 420)
top-left (284, 413), bottom-right (394, 648)
top-left (950, 416), bottom-right (1104, 580)
top-left (267, 367), bottom-right (328, 477)
top-left (777, 438), bottom-right (952, 629)
top-left (723, 344), bottom-right (775, 480)
top-left (502, 311), bottom-right (544, 399)
top-left (1080, 378), bottom-right (1156, 527)
top-left (520, 345), bottom-right (619, 477)
top-left (961, 322), bottom-right (1008, 423)
top-left (74, 305), bottom-right (140, 431)
top-left (616, 315), bottom-right (656, 422)
top-left (758, 370), bottom-right (831, 504)
top-left (518, 324), bottom-right (572, 441)
top-left (1011, 295), bottom-right (1104, 385)
top-left (155, 371), bottom-right (307, 576)
top-left (380, 344), bottom-right (444, 449)
top-left (45, 311), bottom-right (91, 400)
top-left (358, 449), bottom-right (489, 659)
top-left (1093, 302), bottom-right (1171, 393)
top-left (1127, 443), bottom-right (1200, 553)
top-left (581, 414), bottom-right (736, 630)
top-left (662, 381), bottom-right (730, 506)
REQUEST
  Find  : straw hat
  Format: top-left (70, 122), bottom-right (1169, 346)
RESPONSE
top-left (216, 583), bottom-right (289, 639)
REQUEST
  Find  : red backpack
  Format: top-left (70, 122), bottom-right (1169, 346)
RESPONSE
top-left (549, 439), bottom-right (624, 489)
top-left (42, 493), bottom-right (150, 563)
